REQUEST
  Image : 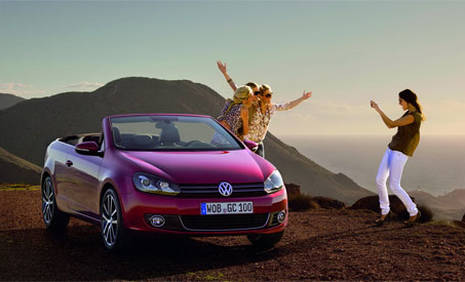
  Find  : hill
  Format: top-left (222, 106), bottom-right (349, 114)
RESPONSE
top-left (0, 93), bottom-right (25, 110)
top-left (410, 189), bottom-right (465, 220)
top-left (0, 146), bottom-right (41, 184)
top-left (0, 77), bottom-right (372, 203)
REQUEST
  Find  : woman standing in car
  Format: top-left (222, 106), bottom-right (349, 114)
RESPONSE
top-left (217, 85), bottom-right (254, 140)
top-left (370, 89), bottom-right (425, 226)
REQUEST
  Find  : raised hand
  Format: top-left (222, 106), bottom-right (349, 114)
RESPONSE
top-left (217, 60), bottom-right (227, 74)
top-left (302, 91), bottom-right (312, 100)
top-left (370, 100), bottom-right (380, 111)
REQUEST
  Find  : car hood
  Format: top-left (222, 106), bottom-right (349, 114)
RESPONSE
top-left (119, 149), bottom-right (275, 184)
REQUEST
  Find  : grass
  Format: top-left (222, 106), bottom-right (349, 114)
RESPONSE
top-left (0, 183), bottom-right (40, 191)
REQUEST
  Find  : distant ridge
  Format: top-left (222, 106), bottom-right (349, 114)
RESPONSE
top-left (0, 93), bottom-right (26, 110)
top-left (0, 77), bottom-right (372, 203)
top-left (411, 189), bottom-right (465, 220)
top-left (0, 146), bottom-right (41, 184)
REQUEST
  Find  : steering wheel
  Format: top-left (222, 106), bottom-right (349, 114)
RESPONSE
top-left (184, 140), bottom-right (203, 147)
top-left (183, 140), bottom-right (215, 148)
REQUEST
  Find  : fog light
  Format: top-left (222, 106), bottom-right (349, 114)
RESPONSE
top-left (149, 215), bottom-right (165, 227)
top-left (277, 211), bottom-right (286, 223)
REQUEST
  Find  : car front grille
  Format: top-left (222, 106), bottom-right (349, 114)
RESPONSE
top-left (178, 183), bottom-right (266, 198)
top-left (179, 213), bottom-right (270, 231)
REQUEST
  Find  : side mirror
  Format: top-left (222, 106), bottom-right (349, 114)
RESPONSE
top-left (243, 139), bottom-right (258, 152)
top-left (75, 141), bottom-right (102, 156)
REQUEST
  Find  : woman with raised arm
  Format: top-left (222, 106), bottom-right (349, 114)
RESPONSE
top-left (217, 60), bottom-right (312, 157)
top-left (370, 89), bottom-right (425, 226)
top-left (247, 84), bottom-right (311, 157)
top-left (217, 85), bottom-right (254, 140)
top-left (217, 60), bottom-right (262, 123)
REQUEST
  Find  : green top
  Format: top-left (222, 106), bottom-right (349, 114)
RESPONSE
top-left (388, 111), bottom-right (422, 157)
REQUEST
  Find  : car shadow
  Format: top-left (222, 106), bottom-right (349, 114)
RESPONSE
top-left (0, 225), bottom-right (285, 280)
top-left (0, 219), bottom-right (415, 280)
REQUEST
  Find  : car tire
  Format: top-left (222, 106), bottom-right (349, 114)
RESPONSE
top-left (41, 176), bottom-right (70, 231)
top-left (247, 231), bottom-right (284, 250)
top-left (100, 188), bottom-right (130, 252)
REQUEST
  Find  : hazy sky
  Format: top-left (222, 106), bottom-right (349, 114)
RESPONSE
top-left (1, 1), bottom-right (464, 135)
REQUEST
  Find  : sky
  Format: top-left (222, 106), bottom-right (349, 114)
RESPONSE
top-left (1, 1), bottom-right (464, 136)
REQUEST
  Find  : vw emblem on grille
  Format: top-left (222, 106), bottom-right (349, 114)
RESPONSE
top-left (218, 182), bottom-right (233, 197)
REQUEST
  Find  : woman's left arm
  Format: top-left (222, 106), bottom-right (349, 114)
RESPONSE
top-left (370, 100), bottom-right (414, 128)
top-left (274, 91), bottom-right (312, 111)
top-left (240, 106), bottom-right (249, 137)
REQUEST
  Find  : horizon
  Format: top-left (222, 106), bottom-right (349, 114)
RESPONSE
top-left (1, 1), bottom-right (464, 135)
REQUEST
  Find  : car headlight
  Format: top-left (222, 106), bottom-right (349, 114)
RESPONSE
top-left (264, 170), bottom-right (284, 194)
top-left (133, 172), bottom-right (180, 195)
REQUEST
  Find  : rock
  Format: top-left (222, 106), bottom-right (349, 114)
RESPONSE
top-left (286, 183), bottom-right (301, 198)
top-left (350, 195), bottom-right (416, 219)
top-left (312, 196), bottom-right (346, 209)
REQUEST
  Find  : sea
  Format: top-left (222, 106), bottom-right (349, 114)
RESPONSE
top-left (280, 135), bottom-right (465, 197)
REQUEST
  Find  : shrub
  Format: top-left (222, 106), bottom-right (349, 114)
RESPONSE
top-left (312, 196), bottom-right (346, 209)
top-left (351, 195), bottom-right (434, 222)
top-left (417, 205), bottom-right (433, 223)
top-left (288, 193), bottom-right (319, 211)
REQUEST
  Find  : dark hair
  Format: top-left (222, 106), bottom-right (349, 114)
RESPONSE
top-left (399, 89), bottom-right (425, 120)
top-left (246, 82), bottom-right (259, 90)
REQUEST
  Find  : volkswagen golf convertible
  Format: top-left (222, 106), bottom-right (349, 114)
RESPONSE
top-left (41, 113), bottom-right (288, 251)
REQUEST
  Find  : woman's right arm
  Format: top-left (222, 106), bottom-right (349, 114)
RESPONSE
top-left (370, 100), bottom-right (414, 128)
top-left (217, 60), bottom-right (237, 92)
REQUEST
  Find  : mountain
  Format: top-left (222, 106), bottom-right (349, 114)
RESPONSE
top-left (410, 189), bottom-right (465, 220)
top-left (0, 77), bottom-right (372, 203)
top-left (0, 146), bottom-right (41, 184)
top-left (0, 93), bottom-right (26, 110)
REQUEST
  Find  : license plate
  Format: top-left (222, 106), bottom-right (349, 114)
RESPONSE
top-left (201, 202), bottom-right (253, 215)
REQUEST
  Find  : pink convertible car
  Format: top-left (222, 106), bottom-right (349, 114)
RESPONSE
top-left (41, 114), bottom-right (288, 251)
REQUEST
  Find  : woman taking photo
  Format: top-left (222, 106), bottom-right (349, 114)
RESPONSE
top-left (370, 89), bottom-right (425, 226)
top-left (217, 85), bottom-right (254, 140)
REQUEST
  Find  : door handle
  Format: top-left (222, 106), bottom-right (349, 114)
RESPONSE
top-left (65, 160), bottom-right (73, 167)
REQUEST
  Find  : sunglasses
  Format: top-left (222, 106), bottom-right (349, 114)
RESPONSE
top-left (265, 94), bottom-right (272, 98)
top-left (254, 91), bottom-right (261, 96)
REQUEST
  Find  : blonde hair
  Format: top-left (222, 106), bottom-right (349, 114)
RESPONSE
top-left (224, 85), bottom-right (252, 114)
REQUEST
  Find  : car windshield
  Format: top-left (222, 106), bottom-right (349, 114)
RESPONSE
top-left (109, 115), bottom-right (243, 151)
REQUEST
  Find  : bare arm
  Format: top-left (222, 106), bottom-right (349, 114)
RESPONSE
top-left (274, 91), bottom-right (312, 111)
top-left (240, 106), bottom-right (249, 137)
top-left (217, 60), bottom-right (237, 92)
top-left (370, 100), bottom-right (414, 128)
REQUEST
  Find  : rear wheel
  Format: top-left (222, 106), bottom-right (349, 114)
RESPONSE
top-left (41, 176), bottom-right (69, 231)
top-left (100, 189), bottom-right (129, 251)
top-left (247, 231), bottom-right (284, 250)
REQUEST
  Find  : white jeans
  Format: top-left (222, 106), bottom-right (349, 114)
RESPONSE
top-left (376, 148), bottom-right (418, 216)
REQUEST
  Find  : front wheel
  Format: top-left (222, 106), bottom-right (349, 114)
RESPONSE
top-left (100, 189), bottom-right (129, 251)
top-left (247, 231), bottom-right (284, 250)
top-left (41, 176), bottom-right (69, 231)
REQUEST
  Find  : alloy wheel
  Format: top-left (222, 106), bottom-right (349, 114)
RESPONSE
top-left (101, 192), bottom-right (119, 247)
top-left (42, 177), bottom-right (55, 225)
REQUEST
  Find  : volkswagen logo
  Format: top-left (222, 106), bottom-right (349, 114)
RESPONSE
top-left (218, 182), bottom-right (233, 197)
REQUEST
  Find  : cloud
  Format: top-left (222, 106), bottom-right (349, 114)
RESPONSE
top-left (61, 81), bottom-right (104, 92)
top-left (0, 82), bottom-right (47, 98)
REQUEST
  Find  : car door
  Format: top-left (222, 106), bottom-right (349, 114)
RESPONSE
top-left (67, 142), bottom-right (104, 219)
top-left (53, 142), bottom-right (78, 213)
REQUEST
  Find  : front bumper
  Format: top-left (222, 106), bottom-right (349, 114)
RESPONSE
top-left (120, 187), bottom-right (288, 235)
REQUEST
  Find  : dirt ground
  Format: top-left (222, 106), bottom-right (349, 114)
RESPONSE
top-left (1, 190), bottom-right (465, 281)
